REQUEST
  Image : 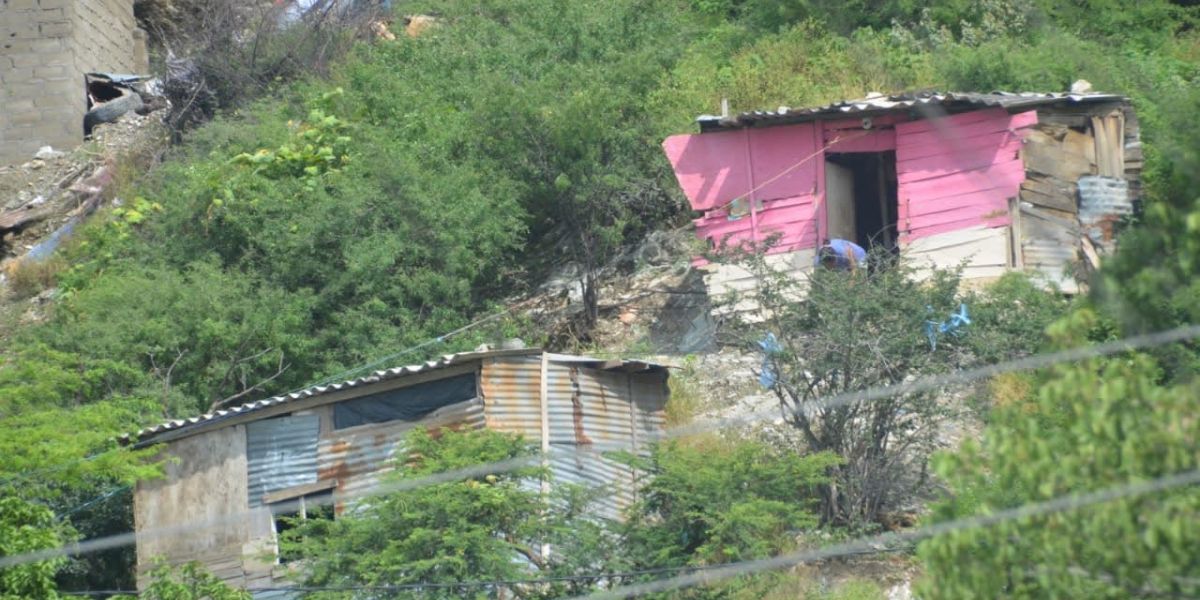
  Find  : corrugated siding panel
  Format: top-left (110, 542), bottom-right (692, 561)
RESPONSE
top-left (546, 365), bottom-right (634, 449)
top-left (480, 356), bottom-right (544, 443)
top-left (246, 415), bottom-right (319, 508)
top-left (550, 448), bottom-right (636, 521)
top-left (481, 357), bottom-right (671, 522)
top-left (1023, 240), bottom-right (1080, 294)
top-left (896, 108), bottom-right (1034, 242)
top-left (1077, 175), bottom-right (1131, 252)
top-left (318, 399), bottom-right (486, 512)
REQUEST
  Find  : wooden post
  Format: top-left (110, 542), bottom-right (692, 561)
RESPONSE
top-left (539, 352), bottom-right (551, 559)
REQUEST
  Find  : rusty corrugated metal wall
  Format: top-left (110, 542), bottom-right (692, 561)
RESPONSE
top-left (481, 355), bottom-right (669, 520)
top-left (317, 398), bottom-right (487, 512)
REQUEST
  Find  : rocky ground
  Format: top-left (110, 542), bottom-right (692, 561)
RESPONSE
top-left (0, 108), bottom-right (169, 337)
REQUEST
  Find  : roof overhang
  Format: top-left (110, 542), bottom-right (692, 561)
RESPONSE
top-left (121, 349), bottom-right (668, 447)
top-left (696, 91), bottom-right (1129, 132)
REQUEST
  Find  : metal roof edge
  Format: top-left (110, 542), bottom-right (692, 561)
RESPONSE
top-left (121, 349), bottom-right (667, 446)
top-left (694, 91), bottom-right (1129, 131)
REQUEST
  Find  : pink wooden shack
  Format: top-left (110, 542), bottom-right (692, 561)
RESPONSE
top-left (662, 91), bottom-right (1140, 303)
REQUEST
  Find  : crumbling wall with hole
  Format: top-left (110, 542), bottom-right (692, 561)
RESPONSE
top-left (0, 0), bottom-right (144, 166)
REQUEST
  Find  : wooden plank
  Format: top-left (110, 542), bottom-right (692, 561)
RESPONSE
top-left (1091, 112), bottom-right (1125, 177)
top-left (1009, 197), bottom-right (1023, 269)
top-left (1020, 186), bottom-right (1076, 213)
top-left (897, 107), bottom-right (1035, 135)
top-left (904, 189), bottom-right (1009, 219)
top-left (897, 114), bottom-right (1034, 153)
top-left (1023, 142), bottom-right (1092, 181)
top-left (825, 128), bottom-right (895, 153)
top-left (905, 225), bottom-right (1010, 282)
top-left (1036, 113), bottom-right (1090, 128)
top-left (1062, 129), bottom-right (1096, 165)
top-left (1081, 235), bottom-right (1101, 269)
top-left (0, 205), bottom-right (54, 231)
top-left (261, 479), bottom-right (337, 505)
top-left (907, 205), bottom-right (1009, 235)
top-left (1020, 175), bottom-right (1073, 199)
top-left (898, 152), bottom-right (1022, 185)
top-left (897, 139), bottom-right (1023, 173)
top-left (899, 160), bottom-right (1026, 202)
top-left (896, 128), bottom-right (1019, 161)
top-left (905, 214), bottom-right (1009, 241)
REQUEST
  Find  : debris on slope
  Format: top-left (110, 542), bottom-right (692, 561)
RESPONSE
top-left (0, 102), bottom-right (170, 312)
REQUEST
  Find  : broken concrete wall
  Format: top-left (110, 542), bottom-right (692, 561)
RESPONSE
top-left (0, 0), bottom-right (141, 166)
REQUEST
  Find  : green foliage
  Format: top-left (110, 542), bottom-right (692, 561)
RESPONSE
top-left (625, 438), bottom-right (838, 568)
top-left (229, 106), bottom-right (351, 188)
top-left (962, 272), bottom-right (1071, 364)
top-left (736, 251), bottom-right (967, 525)
top-left (115, 562), bottom-right (251, 600)
top-left (0, 497), bottom-right (66, 599)
top-left (286, 428), bottom-right (617, 599)
top-left (917, 310), bottom-right (1200, 598)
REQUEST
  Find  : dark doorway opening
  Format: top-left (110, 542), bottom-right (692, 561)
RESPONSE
top-left (823, 151), bottom-right (899, 252)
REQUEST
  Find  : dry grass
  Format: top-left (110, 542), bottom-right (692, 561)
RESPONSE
top-left (3, 257), bottom-right (65, 300)
top-left (665, 360), bottom-right (706, 427)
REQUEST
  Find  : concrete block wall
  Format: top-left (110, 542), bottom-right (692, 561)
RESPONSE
top-left (0, 0), bottom-right (138, 166)
top-left (73, 0), bottom-right (136, 74)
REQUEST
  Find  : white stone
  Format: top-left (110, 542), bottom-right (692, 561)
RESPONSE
top-left (34, 146), bottom-right (65, 160)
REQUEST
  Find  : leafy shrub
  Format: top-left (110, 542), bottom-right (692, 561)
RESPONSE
top-left (0, 497), bottom-right (67, 599)
top-left (917, 311), bottom-right (1200, 598)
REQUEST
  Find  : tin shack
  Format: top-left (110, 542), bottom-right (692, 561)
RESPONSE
top-left (662, 90), bottom-right (1141, 304)
top-left (122, 349), bottom-right (669, 592)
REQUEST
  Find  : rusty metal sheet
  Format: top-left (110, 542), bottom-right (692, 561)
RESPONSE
top-left (318, 399), bottom-right (486, 512)
top-left (547, 365), bottom-right (634, 450)
top-left (1078, 175), bottom-right (1131, 251)
top-left (549, 447), bottom-right (637, 521)
top-left (480, 356), bottom-right (544, 443)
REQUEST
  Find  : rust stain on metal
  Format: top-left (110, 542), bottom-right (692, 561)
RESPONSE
top-left (569, 367), bottom-right (594, 445)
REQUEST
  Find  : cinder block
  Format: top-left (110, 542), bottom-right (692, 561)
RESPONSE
top-left (10, 111), bottom-right (43, 126)
top-left (33, 65), bottom-right (65, 78)
top-left (6, 98), bottom-right (37, 112)
top-left (38, 21), bottom-right (72, 38)
top-left (4, 68), bottom-right (35, 81)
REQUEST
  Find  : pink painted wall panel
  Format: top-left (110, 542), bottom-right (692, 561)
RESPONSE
top-left (694, 194), bottom-right (819, 253)
top-left (898, 111), bottom-right (1035, 150)
top-left (746, 125), bottom-right (820, 202)
top-left (897, 140), bottom-right (1024, 183)
top-left (899, 159), bottom-right (1027, 202)
top-left (662, 131), bottom-right (751, 212)
top-left (895, 108), bottom-right (1036, 242)
top-left (665, 123), bottom-right (822, 255)
top-left (824, 128), bottom-right (896, 153)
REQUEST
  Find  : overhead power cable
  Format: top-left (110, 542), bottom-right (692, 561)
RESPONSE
top-left (58, 469), bottom-right (1200, 598)
top-left (1, 323), bottom-right (1197, 571)
top-left (569, 469), bottom-right (1200, 599)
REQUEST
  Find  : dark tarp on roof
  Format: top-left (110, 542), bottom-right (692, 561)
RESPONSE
top-left (332, 372), bottom-right (477, 429)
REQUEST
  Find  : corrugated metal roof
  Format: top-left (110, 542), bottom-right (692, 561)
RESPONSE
top-left (697, 91), bottom-right (1128, 131)
top-left (123, 349), bottom-right (665, 445)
